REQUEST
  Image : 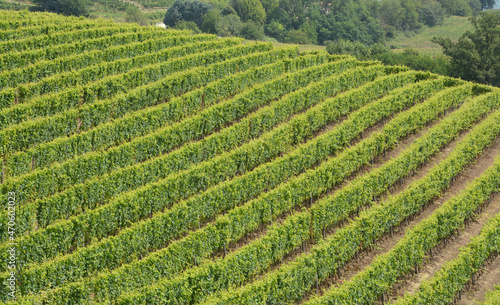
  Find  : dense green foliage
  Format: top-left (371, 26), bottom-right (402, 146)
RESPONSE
top-left (32, 0), bottom-right (89, 16)
top-left (231, 0), bottom-right (266, 25)
top-left (328, 11), bottom-right (500, 87)
top-left (162, 0), bottom-right (498, 45)
top-left (205, 85), bottom-right (497, 304)
top-left (164, 0), bottom-right (213, 27)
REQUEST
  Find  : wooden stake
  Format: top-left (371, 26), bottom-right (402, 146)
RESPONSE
top-left (316, 272), bottom-right (319, 294)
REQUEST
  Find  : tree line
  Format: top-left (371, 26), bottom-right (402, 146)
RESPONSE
top-left (327, 10), bottom-right (500, 87)
top-left (164, 0), bottom-right (497, 44)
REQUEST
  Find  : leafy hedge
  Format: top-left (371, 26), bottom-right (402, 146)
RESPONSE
top-left (0, 47), bottom-right (298, 207)
top-left (0, 17), bottom-right (115, 42)
top-left (113, 77), bottom-right (456, 305)
top-left (0, 59), bottom-right (371, 277)
top-left (0, 10), bottom-right (94, 30)
top-left (0, 25), bottom-right (143, 54)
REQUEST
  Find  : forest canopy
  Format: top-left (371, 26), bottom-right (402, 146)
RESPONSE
top-left (163, 0), bottom-right (497, 45)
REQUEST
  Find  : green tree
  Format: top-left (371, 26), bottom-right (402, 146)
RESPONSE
top-left (417, 1), bottom-right (445, 26)
top-left (379, 0), bottom-right (403, 28)
top-left (264, 20), bottom-right (285, 41)
top-left (379, 0), bottom-right (422, 31)
top-left (216, 14), bottom-right (242, 36)
top-left (468, 0), bottom-right (482, 13)
top-left (298, 20), bottom-right (318, 44)
top-left (201, 9), bottom-right (221, 33)
top-left (241, 22), bottom-right (264, 39)
top-left (400, 0), bottom-right (422, 31)
top-left (260, 0), bottom-right (279, 22)
top-left (433, 10), bottom-right (500, 85)
top-left (221, 5), bottom-right (237, 16)
top-left (164, 0), bottom-right (213, 28)
top-left (32, 0), bottom-right (88, 16)
top-left (231, 0), bottom-right (266, 25)
top-left (272, 0), bottom-right (306, 30)
top-left (316, 0), bottom-right (385, 45)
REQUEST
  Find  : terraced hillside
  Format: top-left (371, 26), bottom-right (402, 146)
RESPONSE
top-left (0, 10), bottom-right (499, 305)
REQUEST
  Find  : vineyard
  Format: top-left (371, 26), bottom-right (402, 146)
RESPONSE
top-left (1, 10), bottom-right (500, 305)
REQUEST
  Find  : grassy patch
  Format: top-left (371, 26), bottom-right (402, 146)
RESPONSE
top-left (389, 16), bottom-right (473, 54)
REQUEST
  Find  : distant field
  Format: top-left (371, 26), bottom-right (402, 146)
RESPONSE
top-left (390, 16), bottom-right (473, 55)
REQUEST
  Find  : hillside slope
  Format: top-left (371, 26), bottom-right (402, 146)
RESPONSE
top-left (390, 16), bottom-right (473, 55)
top-left (0, 10), bottom-right (499, 305)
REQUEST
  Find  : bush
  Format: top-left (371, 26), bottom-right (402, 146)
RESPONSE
top-left (216, 14), bottom-right (242, 36)
top-left (326, 39), bottom-right (371, 60)
top-left (125, 6), bottom-right (149, 26)
top-left (438, 0), bottom-right (473, 16)
top-left (231, 0), bottom-right (266, 25)
top-left (164, 0), bottom-right (213, 28)
top-left (264, 20), bottom-right (285, 41)
top-left (201, 10), bottom-right (221, 33)
top-left (241, 22), bottom-right (264, 39)
top-left (284, 29), bottom-right (310, 44)
top-left (373, 49), bottom-right (451, 75)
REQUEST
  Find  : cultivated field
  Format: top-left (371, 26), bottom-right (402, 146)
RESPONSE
top-left (0, 10), bottom-right (499, 305)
